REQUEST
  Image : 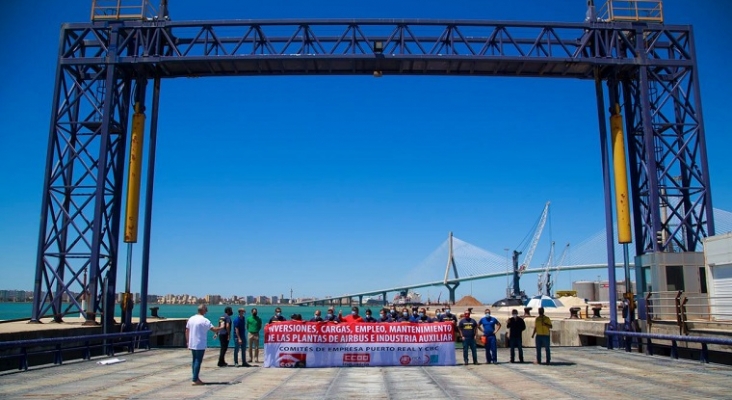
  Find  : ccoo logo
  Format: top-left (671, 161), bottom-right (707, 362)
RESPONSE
top-left (343, 353), bottom-right (371, 363)
top-left (399, 355), bottom-right (411, 365)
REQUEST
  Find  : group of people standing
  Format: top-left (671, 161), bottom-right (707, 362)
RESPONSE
top-left (185, 303), bottom-right (553, 384)
top-left (274, 305), bottom-right (454, 324)
top-left (184, 305), bottom-right (262, 385)
top-left (456, 307), bottom-right (552, 366)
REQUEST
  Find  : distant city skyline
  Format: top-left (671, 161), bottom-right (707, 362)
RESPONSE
top-left (0, 289), bottom-right (312, 306)
top-left (1, 1), bottom-right (730, 305)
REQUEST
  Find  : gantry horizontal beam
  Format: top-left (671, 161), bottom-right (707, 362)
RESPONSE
top-left (59, 19), bottom-right (694, 79)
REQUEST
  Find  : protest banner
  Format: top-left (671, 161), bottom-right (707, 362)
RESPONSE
top-left (264, 321), bottom-right (456, 367)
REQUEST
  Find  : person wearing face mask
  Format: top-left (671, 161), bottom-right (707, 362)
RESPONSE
top-left (408, 307), bottom-right (420, 323)
top-left (388, 306), bottom-right (399, 321)
top-left (377, 308), bottom-right (392, 323)
top-left (324, 308), bottom-right (339, 322)
top-left (339, 306), bottom-right (364, 323)
top-left (478, 308), bottom-right (502, 364)
top-left (268, 307), bottom-right (286, 324)
top-left (457, 311), bottom-right (479, 365)
top-left (363, 309), bottom-right (377, 322)
top-left (310, 309), bottom-right (324, 322)
top-left (442, 308), bottom-right (458, 341)
top-left (246, 308), bottom-right (262, 363)
top-left (506, 309), bottom-right (526, 363)
top-left (397, 307), bottom-right (411, 323)
top-left (416, 307), bottom-right (433, 323)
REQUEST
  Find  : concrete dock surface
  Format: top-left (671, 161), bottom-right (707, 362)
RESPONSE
top-left (1, 347), bottom-right (730, 399)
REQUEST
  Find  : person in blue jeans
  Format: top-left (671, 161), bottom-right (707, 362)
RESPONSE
top-left (457, 311), bottom-right (479, 365)
top-left (185, 304), bottom-right (222, 385)
top-left (232, 308), bottom-right (251, 367)
top-left (478, 308), bottom-right (502, 364)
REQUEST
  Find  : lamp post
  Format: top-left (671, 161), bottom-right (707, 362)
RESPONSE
top-left (504, 248), bottom-right (510, 296)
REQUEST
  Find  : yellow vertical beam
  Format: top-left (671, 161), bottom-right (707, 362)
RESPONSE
top-left (124, 102), bottom-right (145, 243)
top-left (611, 103), bottom-right (632, 244)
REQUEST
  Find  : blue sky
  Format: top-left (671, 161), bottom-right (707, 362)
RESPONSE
top-left (0, 1), bottom-right (730, 304)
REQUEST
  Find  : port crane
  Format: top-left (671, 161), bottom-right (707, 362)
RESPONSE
top-left (494, 202), bottom-right (550, 306)
top-left (538, 242), bottom-right (570, 297)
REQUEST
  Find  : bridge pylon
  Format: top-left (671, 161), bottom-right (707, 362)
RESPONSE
top-left (444, 232), bottom-right (460, 305)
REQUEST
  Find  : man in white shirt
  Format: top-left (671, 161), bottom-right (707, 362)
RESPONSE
top-left (186, 304), bottom-right (222, 385)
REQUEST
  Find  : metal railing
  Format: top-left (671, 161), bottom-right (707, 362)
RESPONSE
top-left (645, 290), bottom-right (686, 331)
top-left (683, 293), bottom-right (732, 323)
top-left (606, 330), bottom-right (732, 363)
top-left (599, 0), bottom-right (664, 23)
top-left (91, 0), bottom-right (158, 21)
top-left (646, 291), bottom-right (732, 336)
top-left (0, 330), bottom-right (151, 371)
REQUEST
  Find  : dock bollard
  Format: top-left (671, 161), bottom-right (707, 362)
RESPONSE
top-left (569, 307), bottom-right (581, 319)
top-left (524, 307), bottom-right (532, 317)
top-left (592, 306), bottom-right (603, 318)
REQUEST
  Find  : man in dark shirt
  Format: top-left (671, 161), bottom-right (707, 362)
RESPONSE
top-left (324, 308), bottom-right (339, 322)
top-left (377, 309), bottom-right (392, 323)
top-left (457, 311), bottom-right (479, 365)
top-left (442, 308), bottom-right (459, 341)
top-left (310, 309), bottom-right (324, 322)
top-left (268, 307), bottom-right (286, 324)
top-left (388, 306), bottom-right (399, 321)
top-left (363, 309), bottom-right (377, 322)
top-left (232, 308), bottom-right (250, 367)
top-left (216, 306), bottom-right (233, 367)
top-left (416, 307), bottom-right (433, 323)
top-left (506, 309), bottom-right (526, 363)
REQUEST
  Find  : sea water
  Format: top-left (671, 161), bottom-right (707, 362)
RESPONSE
top-left (0, 303), bottom-right (391, 348)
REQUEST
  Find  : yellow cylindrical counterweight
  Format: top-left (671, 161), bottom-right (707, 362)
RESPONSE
top-left (611, 104), bottom-right (632, 244)
top-left (124, 103), bottom-right (145, 243)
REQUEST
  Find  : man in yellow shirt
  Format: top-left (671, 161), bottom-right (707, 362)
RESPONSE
top-left (531, 307), bottom-right (552, 365)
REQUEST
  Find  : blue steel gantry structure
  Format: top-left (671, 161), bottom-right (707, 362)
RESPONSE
top-left (31, 1), bottom-right (715, 338)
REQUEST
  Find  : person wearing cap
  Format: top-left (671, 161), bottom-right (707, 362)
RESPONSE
top-left (339, 306), bottom-right (364, 323)
top-left (232, 308), bottom-right (251, 367)
top-left (506, 308), bottom-right (526, 363)
top-left (457, 311), bottom-right (479, 365)
top-left (478, 308), bottom-right (501, 364)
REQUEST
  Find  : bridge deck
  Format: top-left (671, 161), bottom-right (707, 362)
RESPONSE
top-left (1, 347), bottom-right (730, 399)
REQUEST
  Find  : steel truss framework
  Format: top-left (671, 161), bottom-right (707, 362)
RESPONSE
top-left (32, 19), bottom-right (714, 325)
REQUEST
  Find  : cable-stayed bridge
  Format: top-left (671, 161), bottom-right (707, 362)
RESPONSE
top-left (295, 207), bottom-right (732, 307)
